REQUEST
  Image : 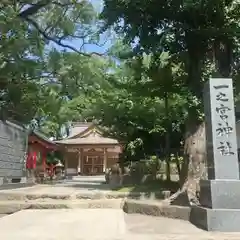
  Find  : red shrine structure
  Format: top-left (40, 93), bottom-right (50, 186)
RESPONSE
top-left (27, 130), bottom-right (58, 175)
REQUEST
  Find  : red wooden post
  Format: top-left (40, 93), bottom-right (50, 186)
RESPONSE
top-left (26, 151), bottom-right (37, 169)
top-left (42, 150), bottom-right (47, 173)
top-left (32, 151), bottom-right (37, 169)
top-left (26, 152), bottom-right (31, 169)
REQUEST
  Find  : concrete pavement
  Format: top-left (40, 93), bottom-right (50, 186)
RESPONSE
top-left (0, 176), bottom-right (110, 197)
top-left (0, 209), bottom-right (125, 240)
top-left (1, 177), bottom-right (240, 239)
top-left (0, 209), bottom-right (240, 239)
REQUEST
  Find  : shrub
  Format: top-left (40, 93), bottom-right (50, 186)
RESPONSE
top-left (110, 163), bottom-right (121, 175)
top-left (129, 156), bottom-right (161, 182)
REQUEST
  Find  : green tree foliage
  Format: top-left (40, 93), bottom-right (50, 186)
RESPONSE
top-left (3, 0), bottom-right (240, 205)
top-left (1, 1), bottom-right (187, 155)
top-left (101, 0), bottom-right (240, 97)
top-left (100, 0), bottom-right (240, 203)
top-left (35, 52), bottom-right (115, 139)
top-left (0, 0), bottom-right (101, 122)
top-left (83, 48), bottom-right (188, 160)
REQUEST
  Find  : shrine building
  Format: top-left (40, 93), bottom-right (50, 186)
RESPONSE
top-left (55, 122), bottom-right (122, 176)
top-left (27, 130), bottom-right (58, 172)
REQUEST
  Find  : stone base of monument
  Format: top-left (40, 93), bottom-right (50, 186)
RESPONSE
top-left (190, 205), bottom-right (240, 232)
top-left (190, 180), bottom-right (240, 232)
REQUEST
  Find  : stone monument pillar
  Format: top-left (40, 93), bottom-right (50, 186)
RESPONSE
top-left (191, 78), bottom-right (240, 232)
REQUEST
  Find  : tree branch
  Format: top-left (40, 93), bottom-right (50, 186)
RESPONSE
top-left (17, 1), bottom-right (108, 57)
top-left (51, 1), bottom-right (76, 7)
top-left (18, 0), bottom-right (50, 18)
top-left (22, 17), bottom-right (104, 57)
top-left (18, 0), bottom-right (83, 18)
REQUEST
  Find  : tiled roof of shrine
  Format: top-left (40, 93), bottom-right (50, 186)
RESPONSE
top-left (67, 122), bottom-right (93, 139)
top-left (55, 135), bottom-right (119, 145)
top-left (55, 122), bottom-right (119, 145)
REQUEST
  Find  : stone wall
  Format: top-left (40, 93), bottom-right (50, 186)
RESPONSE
top-left (0, 120), bottom-right (27, 185)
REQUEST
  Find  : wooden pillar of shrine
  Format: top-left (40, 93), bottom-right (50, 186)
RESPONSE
top-left (103, 148), bottom-right (107, 172)
top-left (77, 148), bottom-right (82, 175)
top-left (64, 153), bottom-right (68, 177)
top-left (41, 149), bottom-right (47, 176)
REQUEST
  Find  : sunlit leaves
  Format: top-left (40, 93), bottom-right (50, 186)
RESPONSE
top-left (0, 0), bottom-right (101, 125)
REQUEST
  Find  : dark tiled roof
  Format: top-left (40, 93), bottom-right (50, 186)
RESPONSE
top-left (30, 130), bottom-right (57, 146)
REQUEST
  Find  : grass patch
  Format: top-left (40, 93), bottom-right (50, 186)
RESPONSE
top-left (112, 180), bottom-right (179, 193)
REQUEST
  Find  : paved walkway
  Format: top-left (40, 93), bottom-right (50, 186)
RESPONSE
top-left (1, 177), bottom-right (240, 239)
top-left (0, 209), bottom-right (240, 239)
top-left (0, 176), bottom-right (110, 196)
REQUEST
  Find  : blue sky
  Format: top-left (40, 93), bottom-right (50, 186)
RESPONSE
top-left (54, 0), bottom-right (113, 55)
top-left (80, 0), bottom-right (111, 54)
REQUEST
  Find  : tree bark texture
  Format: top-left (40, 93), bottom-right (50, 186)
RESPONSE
top-left (168, 120), bottom-right (207, 205)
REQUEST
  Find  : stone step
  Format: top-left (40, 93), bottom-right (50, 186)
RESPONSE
top-left (0, 197), bottom-right (190, 223)
top-left (0, 191), bottom-right (166, 201)
top-left (0, 182), bottom-right (35, 190)
top-left (69, 176), bottom-right (105, 182)
top-left (0, 199), bottom-right (124, 214)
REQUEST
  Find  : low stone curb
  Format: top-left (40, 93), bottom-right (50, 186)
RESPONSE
top-left (0, 182), bottom-right (35, 190)
top-left (0, 198), bottom-right (191, 222)
top-left (123, 199), bottom-right (191, 221)
top-left (76, 191), bottom-right (165, 200)
top-left (0, 191), bottom-right (166, 201)
top-left (0, 191), bottom-right (191, 223)
top-left (0, 193), bottom-right (71, 201)
top-left (0, 199), bottom-right (124, 214)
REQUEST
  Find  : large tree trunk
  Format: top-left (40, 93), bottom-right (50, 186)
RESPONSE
top-left (166, 35), bottom-right (207, 205)
top-left (168, 119), bottom-right (207, 206)
top-left (166, 33), bottom-right (209, 206)
top-left (164, 92), bottom-right (171, 182)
